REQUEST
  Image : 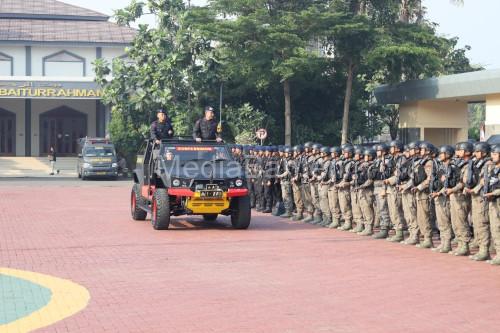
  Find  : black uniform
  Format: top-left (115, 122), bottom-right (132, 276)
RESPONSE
top-left (192, 118), bottom-right (220, 140)
top-left (150, 120), bottom-right (174, 141)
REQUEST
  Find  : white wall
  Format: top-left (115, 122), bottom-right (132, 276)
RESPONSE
top-left (0, 99), bottom-right (25, 156)
top-left (31, 46), bottom-right (96, 77)
top-left (31, 99), bottom-right (96, 156)
top-left (0, 46), bottom-right (26, 75)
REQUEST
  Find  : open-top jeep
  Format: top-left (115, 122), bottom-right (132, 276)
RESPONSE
top-left (131, 137), bottom-right (251, 230)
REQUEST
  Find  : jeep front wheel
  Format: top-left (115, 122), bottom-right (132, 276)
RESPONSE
top-left (151, 189), bottom-right (171, 230)
top-left (131, 184), bottom-right (147, 221)
top-left (230, 196), bottom-right (251, 229)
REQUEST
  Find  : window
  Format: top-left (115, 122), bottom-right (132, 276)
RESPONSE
top-left (43, 50), bottom-right (85, 77)
top-left (0, 52), bottom-right (13, 76)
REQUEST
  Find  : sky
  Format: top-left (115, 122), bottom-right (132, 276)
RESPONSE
top-left (61, 0), bottom-right (500, 69)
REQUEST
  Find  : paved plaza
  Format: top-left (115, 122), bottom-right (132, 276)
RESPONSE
top-left (1, 179), bottom-right (500, 332)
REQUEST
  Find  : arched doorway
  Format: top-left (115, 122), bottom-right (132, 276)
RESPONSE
top-left (40, 107), bottom-right (87, 156)
top-left (0, 108), bottom-right (16, 156)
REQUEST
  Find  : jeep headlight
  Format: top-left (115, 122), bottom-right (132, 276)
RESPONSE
top-left (112, 163), bottom-right (118, 168)
top-left (83, 162), bottom-right (91, 169)
top-left (235, 179), bottom-right (244, 187)
top-left (172, 179), bottom-right (181, 187)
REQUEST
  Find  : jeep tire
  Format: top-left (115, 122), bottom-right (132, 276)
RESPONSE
top-left (230, 196), bottom-right (251, 229)
top-left (131, 184), bottom-right (147, 221)
top-left (151, 189), bottom-right (171, 230)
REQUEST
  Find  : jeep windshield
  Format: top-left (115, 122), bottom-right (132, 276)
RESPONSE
top-left (160, 145), bottom-right (231, 162)
top-left (84, 146), bottom-right (115, 157)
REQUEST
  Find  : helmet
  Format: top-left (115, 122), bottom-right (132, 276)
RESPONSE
top-left (456, 141), bottom-right (474, 153)
top-left (312, 143), bottom-right (323, 151)
top-left (278, 145), bottom-right (285, 152)
top-left (474, 142), bottom-right (491, 154)
top-left (407, 141), bottom-right (421, 150)
top-left (419, 141), bottom-right (435, 151)
top-left (389, 140), bottom-right (404, 151)
top-left (304, 142), bottom-right (313, 149)
top-left (343, 145), bottom-right (354, 154)
top-left (364, 148), bottom-right (376, 159)
top-left (438, 145), bottom-right (455, 157)
top-left (492, 145), bottom-right (500, 153)
top-left (284, 147), bottom-right (293, 154)
top-left (354, 146), bottom-right (364, 155)
top-left (264, 146), bottom-right (272, 152)
top-left (320, 146), bottom-right (330, 154)
top-left (375, 143), bottom-right (389, 153)
top-left (293, 145), bottom-right (304, 153)
top-left (403, 144), bottom-right (409, 152)
top-left (330, 147), bottom-right (342, 155)
top-left (341, 143), bottom-right (352, 150)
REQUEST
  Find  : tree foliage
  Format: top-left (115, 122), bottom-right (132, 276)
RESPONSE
top-left (95, 0), bottom-right (477, 153)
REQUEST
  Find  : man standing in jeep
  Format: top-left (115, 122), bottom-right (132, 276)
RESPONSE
top-left (150, 109), bottom-right (174, 144)
top-left (193, 106), bottom-right (222, 142)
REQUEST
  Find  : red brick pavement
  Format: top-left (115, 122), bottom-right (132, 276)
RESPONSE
top-left (1, 183), bottom-right (500, 332)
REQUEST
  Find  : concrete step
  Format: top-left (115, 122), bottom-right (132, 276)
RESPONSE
top-left (0, 157), bottom-right (78, 177)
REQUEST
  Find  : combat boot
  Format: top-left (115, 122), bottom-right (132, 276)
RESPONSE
top-left (453, 242), bottom-right (470, 256)
top-left (387, 230), bottom-right (404, 243)
top-left (280, 211), bottom-right (292, 219)
top-left (340, 220), bottom-right (352, 231)
top-left (470, 246), bottom-right (490, 261)
top-left (328, 218), bottom-right (340, 229)
top-left (311, 215), bottom-right (323, 225)
top-left (373, 228), bottom-right (389, 239)
top-left (402, 233), bottom-right (419, 245)
top-left (351, 222), bottom-right (364, 233)
top-left (488, 257), bottom-right (500, 265)
top-left (416, 237), bottom-right (433, 249)
top-left (291, 213), bottom-right (303, 221)
top-left (359, 224), bottom-right (373, 236)
top-left (263, 208), bottom-right (272, 214)
top-left (303, 215), bottom-right (313, 223)
top-left (320, 217), bottom-right (332, 227)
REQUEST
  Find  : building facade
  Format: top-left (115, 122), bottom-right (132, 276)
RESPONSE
top-left (375, 69), bottom-right (500, 145)
top-left (0, 0), bottom-right (135, 156)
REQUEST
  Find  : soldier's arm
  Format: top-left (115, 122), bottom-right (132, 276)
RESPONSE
top-left (449, 168), bottom-right (465, 193)
top-left (192, 120), bottom-right (201, 139)
top-left (150, 122), bottom-right (158, 140)
top-left (359, 179), bottom-right (373, 189)
top-left (386, 175), bottom-right (398, 186)
top-left (400, 179), bottom-right (413, 192)
top-left (472, 168), bottom-right (484, 195)
top-left (417, 160), bottom-right (433, 191)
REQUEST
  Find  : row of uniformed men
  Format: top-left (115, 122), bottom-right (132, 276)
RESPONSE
top-left (230, 141), bottom-right (500, 265)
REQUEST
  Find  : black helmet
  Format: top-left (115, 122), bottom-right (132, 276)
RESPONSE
top-left (354, 146), bottom-right (364, 155)
top-left (284, 147), bottom-right (293, 154)
top-left (320, 146), bottom-right (330, 154)
top-left (407, 141), bottom-right (421, 150)
top-left (492, 145), bottom-right (500, 154)
top-left (474, 142), bottom-right (491, 154)
top-left (343, 145), bottom-right (354, 154)
top-left (438, 145), bottom-right (455, 157)
top-left (389, 140), bottom-right (404, 151)
top-left (364, 148), bottom-right (376, 159)
top-left (312, 143), bottom-right (323, 151)
top-left (456, 141), bottom-right (474, 153)
top-left (376, 143), bottom-right (389, 153)
top-left (292, 145), bottom-right (304, 153)
top-left (403, 144), bottom-right (409, 152)
top-left (277, 145), bottom-right (284, 152)
top-left (304, 142), bottom-right (313, 149)
top-left (419, 141), bottom-right (435, 151)
top-left (330, 147), bottom-right (342, 155)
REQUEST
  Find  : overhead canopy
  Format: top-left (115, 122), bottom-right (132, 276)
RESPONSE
top-left (374, 69), bottom-right (500, 104)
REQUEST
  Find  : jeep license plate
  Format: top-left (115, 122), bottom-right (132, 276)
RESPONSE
top-left (200, 190), bottom-right (223, 198)
top-left (206, 184), bottom-right (219, 190)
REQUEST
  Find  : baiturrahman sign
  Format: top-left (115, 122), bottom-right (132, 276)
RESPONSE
top-left (0, 80), bottom-right (102, 99)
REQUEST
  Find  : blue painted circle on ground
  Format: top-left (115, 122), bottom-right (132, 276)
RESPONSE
top-left (0, 274), bottom-right (52, 324)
